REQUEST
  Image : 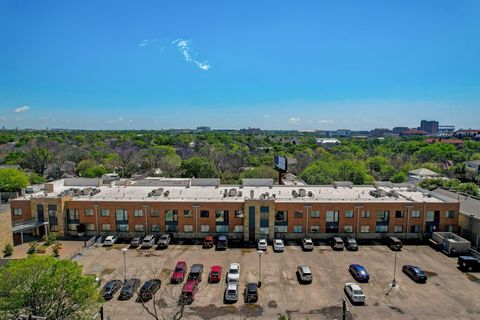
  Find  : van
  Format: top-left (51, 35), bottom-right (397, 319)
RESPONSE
top-left (387, 237), bottom-right (402, 251)
top-left (330, 237), bottom-right (344, 250)
top-left (142, 234), bottom-right (156, 248)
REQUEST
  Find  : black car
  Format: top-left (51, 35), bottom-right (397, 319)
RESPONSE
top-left (402, 265), bottom-right (427, 283)
top-left (139, 279), bottom-right (161, 301)
top-left (216, 235), bottom-right (228, 250)
top-left (187, 264), bottom-right (204, 282)
top-left (119, 278), bottom-right (141, 300)
top-left (342, 236), bottom-right (358, 251)
top-left (244, 282), bottom-right (258, 303)
top-left (387, 237), bottom-right (402, 251)
top-left (102, 280), bottom-right (122, 300)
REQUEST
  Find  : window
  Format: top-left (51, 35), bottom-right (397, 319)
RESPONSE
top-left (117, 224), bottom-right (129, 232)
top-left (184, 225), bottom-right (193, 232)
top-left (410, 225), bottom-right (420, 233)
top-left (446, 225), bottom-right (454, 232)
top-left (102, 224), bottom-right (111, 231)
top-left (85, 208), bottom-right (94, 216)
top-left (200, 210), bottom-right (209, 218)
top-left (275, 211), bottom-right (288, 222)
top-left (259, 227), bottom-right (269, 235)
top-left (411, 210), bottom-right (420, 218)
top-left (376, 210), bottom-right (389, 222)
top-left (394, 225), bottom-right (403, 233)
top-left (310, 225), bottom-right (320, 232)
top-left (260, 211), bottom-right (269, 222)
top-left (166, 225), bottom-right (177, 232)
top-left (235, 210), bottom-right (244, 218)
top-left (183, 210), bottom-right (193, 217)
top-left (135, 224), bottom-right (144, 232)
top-left (326, 210), bottom-right (339, 222)
top-left (68, 209), bottom-right (80, 221)
top-left (445, 210), bottom-right (456, 218)
top-left (150, 209), bottom-right (159, 217)
top-left (274, 225), bottom-right (288, 233)
top-left (216, 210), bottom-right (228, 222)
top-left (294, 211), bottom-right (303, 218)
top-left (426, 211), bottom-right (435, 222)
top-left (86, 224), bottom-right (95, 231)
top-left (13, 208), bottom-right (22, 216)
top-left (293, 225), bottom-right (303, 233)
top-left (48, 205), bottom-right (57, 216)
top-left (151, 224), bottom-right (160, 232)
top-left (345, 210), bottom-right (354, 218)
top-left (395, 210), bottom-right (404, 218)
top-left (344, 225), bottom-right (353, 233)
top-left (376, 225), bottom-right (389, 233)
top-left (361, 210), bottom-right (371, 218)
top-left (360, 225), bottom-right (370, 233)
top-left (165, 210), bottom-right (178, 222)
top-left (134, 209), bottom-right (143, 217)
top-left (311, 210), bottom-right (320, 218)
top-left (216, 225), bottom-right (227, 232)
top-left (200, 225), bottom-right (210, 232)
top-left (115, 209), bottom-right (128, 221)
top-left (68, 224), bottom-right (78, 231)
top-left (234, 225), bottom-right (244, 233)
top-left (101, 209), bottom-right (110, 217)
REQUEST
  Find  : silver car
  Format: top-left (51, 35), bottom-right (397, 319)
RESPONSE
top-left (224, 282), bottom-right (239, 302)
top-left (297, 265), bottom-right (312, 283)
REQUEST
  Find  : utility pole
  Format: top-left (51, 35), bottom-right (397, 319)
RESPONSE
top-left (342, 298), bottom-right (347, 320)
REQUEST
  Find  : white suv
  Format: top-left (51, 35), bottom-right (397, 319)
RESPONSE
top-left (273, 239), bottom-right (284, 252)
top-left (103, 235), bottom-right (118, 246)
top-left (297, 265), bottom-right (313, 283)
top-left (301, 237), bottom-right (314, 251)
top-left (257, 239), bottom-right (268, 251)
top-left (224, 282), bottom-right (239, 302)
top-left (227, 263), bottom-right (241, 283)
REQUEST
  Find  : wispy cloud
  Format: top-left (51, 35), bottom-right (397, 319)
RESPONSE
top-left (107, 117), bottom-right (124, 124)
top-left (263, 114), bottom-right (270, 119)
top-left (318, 119), bottom-right (334, 124)
top-left (14, 106), bottom-right (30, 113)
top-left (288, 117), bottom-right (300, 125)
top-left (139, 39), bottom-right (158, 47)
top-left (172, 38), bottom-right (211, 71)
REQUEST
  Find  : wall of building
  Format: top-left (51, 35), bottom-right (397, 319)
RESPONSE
top-left (0, 205), bottom-right (13, 253)
top-left (458, 213), bottom-right (480, 249)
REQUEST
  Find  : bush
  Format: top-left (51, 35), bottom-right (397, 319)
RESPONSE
top-left (27, 242), bottom-right (37, 255)
top-left (3, 244), bottom-right (13, 257)
top-left (52, 243), bottom-right (61, 257)
top-left (46, 232), bottom-right (58, 246)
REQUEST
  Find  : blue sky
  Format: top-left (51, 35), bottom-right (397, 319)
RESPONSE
top-left (0, 0), bottom-right (479, 130)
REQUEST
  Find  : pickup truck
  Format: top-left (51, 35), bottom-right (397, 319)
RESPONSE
top-left (457, 256), bottom-right (480, 271)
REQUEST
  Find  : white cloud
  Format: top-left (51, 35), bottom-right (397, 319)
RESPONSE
top-left (288, 117), bottom-right (300, 125)
top-left (172, 38), bottom-right (211, 71)
top-left (317, 119), bottom-right (334, 124)
top-left (139, 39), bottom-right (158, 47)
top-left (107, 117), bottom-right (124, 124)
top-left (263, 114), bottom-right (270, 119)
top-left (14, 106), bottom-right (30, 113)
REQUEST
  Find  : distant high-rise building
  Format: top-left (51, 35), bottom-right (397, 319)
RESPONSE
top-left (196, 126), bottom-right (211, 132)
top-left (392, 127), bottom-right (409, 134)
top-left (419, 120), bottom-right (439, 134)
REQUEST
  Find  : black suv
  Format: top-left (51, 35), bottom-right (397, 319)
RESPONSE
top-left (119, 278), bottom-right (141, 300)
top-left (102, 280), bottom-right (122, 300)
top-left (216, 235), bottom-right (228, 250)
top-left (342, 236), bottom-right (358, 251)
top-left (387, 237), bottom-right (402, 251)
top-left (139, 279), bottom-right (161, 301)
top-left (244, 282), bottom-right (259, 303)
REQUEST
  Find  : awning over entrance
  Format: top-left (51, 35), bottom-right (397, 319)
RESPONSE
top-left (12, 220), bottom-right (49, 244)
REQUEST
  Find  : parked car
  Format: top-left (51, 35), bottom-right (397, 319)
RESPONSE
top-left (187, 264), bottom-right (204, 283)
top-left (224, 282), bottom-right (239, 303)
top-left (141, 234), bottom-right (157, 249)
top-left (138, 279), bottom-right (161, 301)
top-left (257, 239), bottom-right (268, 251)
top-left (301, 237), bottom-right (314, 251)
top-left (344, 283), bottom-right (365, 304)
top-left (216, 235), bottom-right (228, 250)
top-left (171, 261), bottom-right (187, 283)
top-left (209, 265), bottom-right (222, 283)
top-left (296, 265), bottom-right (313, 283)
top-left (130, 237), bottom-right (142, 248)
top-left (387, 237), bottom-right (402, 251)
top-left (179, 280), bottom-right (198, 305)
top-left (102, 279), bottom-right (122, 300)
top-left (227, 263), bottom-right (241, 283)
top-left (244, 282), bottom-right (259, 303)
top-left (157, 234), bottom-right (171, 249)
top-left (342, 236), bottom-right (358, 251)
top-left (402, 265), bottom-right (427, 283)
top-left (203, 235), bottom-right (214, 248)
top-left (330, 237), bottom-right (344, 251)
top-left (273, 239), bottom-right (284, 252)
top-left (349, 264), bottom-right (370, 282)
top-left (103, 235), bottom-right (118, 246)
top-left (119, 278), bottom-right (141, 300)
top-left (457, 256), bottom-right (480, 271)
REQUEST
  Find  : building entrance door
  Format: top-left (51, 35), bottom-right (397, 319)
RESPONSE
top-left (248, 206), bottom-right (255, 242)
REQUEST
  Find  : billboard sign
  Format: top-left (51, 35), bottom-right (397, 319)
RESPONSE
top-left (274, 156), bottom-right (288, 172)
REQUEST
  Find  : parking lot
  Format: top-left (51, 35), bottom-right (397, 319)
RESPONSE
top-left (77, 242), bottom-right (480, 320)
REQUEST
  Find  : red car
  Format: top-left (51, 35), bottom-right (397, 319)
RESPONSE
top-left (179, 279), bottom-right (198, 305)
top-left (203, 235), bottom-right (214, 248)
top-left (171, 261), bottom-right (187, 283)
top-left (209, 265), bottom-right (222, 283)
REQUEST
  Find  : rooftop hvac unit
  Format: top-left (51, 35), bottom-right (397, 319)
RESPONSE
top-left (308, 191), bottom-right (313, 197)
top-left (229, 188), bottom-right (238, 197)
top-left (260, 194), bottom-right (266, 199)
top-left (292, 190), bottom-right (298, 197)
top-left (238, 191), bottom-right (243, 197)
top-left (163, 190), bottom-right (170, 197)
top-left (250, 190), bottom-right (254, 199)
top-left (299, 189), bottom-right (306, 197)
top-left (264, 192), bottom-right (269, 197)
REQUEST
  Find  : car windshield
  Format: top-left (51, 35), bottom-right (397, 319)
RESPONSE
top-left (348, 239), bottom-right (356, 243)
top-left (229, 269), bottom-right (238, 274)
top-left (359, 270), bottom-right (366, 274)
top-left (227, 290), bottom-right (236, 294)
top-left (175, 267), bottom-right (184, 272)
top-left (212, 271), bottom-right (219, 275)
top-left (353, 289), bottom-right (363, 295)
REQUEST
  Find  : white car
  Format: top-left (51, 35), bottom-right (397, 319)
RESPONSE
top-left (273, 239), bottom-right (284, 252)
top-left (226, 263), bottom-right (241, 283)
top-left (224, 282), bottom-right (239, 302)
top-left (344, 283), bottom-right (365, 304)
top-left (103, 235), bottom-right (118, 246)
top-left (257, 239), bottom-right (268, 251)
top-left (301, 237), bottom-right (314, 251)
top-left (297, 265), bottom-right (313, 283)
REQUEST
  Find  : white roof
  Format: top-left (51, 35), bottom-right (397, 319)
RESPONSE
top-left (408, 168), bottom-right (440, 177)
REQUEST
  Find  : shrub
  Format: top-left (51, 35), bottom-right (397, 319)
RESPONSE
top-left (3, 244), bottom-right (13, 257)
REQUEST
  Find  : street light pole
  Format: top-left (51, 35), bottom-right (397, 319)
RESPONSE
top-left (257, 250), bottom-right (263, 287)
top-left (392, 250), bottom-right (398, 287)
top-left (121, 248), bottom-right (128, 283)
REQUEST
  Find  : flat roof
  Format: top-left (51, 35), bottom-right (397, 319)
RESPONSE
top-left (13, 178), bottom-right (455, 204)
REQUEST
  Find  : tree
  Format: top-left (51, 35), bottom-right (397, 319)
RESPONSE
top-left (181, 157), bottom-right (218, 178)
top-left (241, 165), bottom-right (278, 179)
top-left (23, 146), bottom-right (51, 175)
top-left (76, 159), bottom-right (106, 178)
top-left (0, 255), bottom-right (101, 320)
top-left (390, 172), bottom-right (407, 183)
top-left (29, 172), bottom-right (46, 185)
top-left (0, 168), bottom-right (29, 191)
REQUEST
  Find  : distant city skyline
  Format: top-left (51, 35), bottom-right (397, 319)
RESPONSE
top-left (1, 1), bottom-right (479, 130)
